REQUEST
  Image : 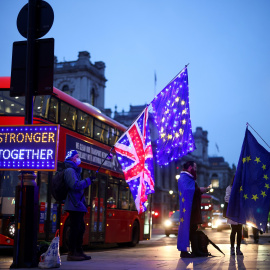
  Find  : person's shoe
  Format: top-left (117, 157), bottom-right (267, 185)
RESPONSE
top-left (67, 252), bottom-right (85, 261)
top-left (80, 253), bottom-right (91, 260)
top-left (231, 247), bottom-right (235, 255)
top-left (180, 251), bottom-right (194, 258)
top-left (236, 247), bottom-right (243, 255)
top-left (76, 249), bottom-right (92, 260)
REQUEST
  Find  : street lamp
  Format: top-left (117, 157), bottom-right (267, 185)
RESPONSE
top-left (169, 190), bottom-right (173, 211)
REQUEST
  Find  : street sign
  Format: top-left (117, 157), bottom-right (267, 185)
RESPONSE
top-left (0, 124), bottom-right (59, 171)
top-left (17, 1), bottom-right (54, 39)
top-left (10, 38), bottom-right (54, 97)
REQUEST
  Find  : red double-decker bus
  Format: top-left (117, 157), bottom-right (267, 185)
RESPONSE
top-left (0, 77), bottom-right (152, 249)
top-left (200, 194), bottom-right (220, 229)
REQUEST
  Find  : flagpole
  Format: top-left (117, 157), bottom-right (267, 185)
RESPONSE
top-left (158, 64), bottom-right (189, 95)
top-left (247, 122), bottom-right (270, 149)
top-left (96, 146), bottom-right (114, 173)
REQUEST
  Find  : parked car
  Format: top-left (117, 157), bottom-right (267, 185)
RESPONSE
top-left (164, 210), bottom-right (180, 237)
top-left (212, 212), bottom-right (230, 231)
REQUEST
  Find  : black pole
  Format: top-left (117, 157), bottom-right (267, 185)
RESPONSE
top-left (25, 0), bottom-right (36, 124)
top-left (11, 0), bottom-right (39, 268)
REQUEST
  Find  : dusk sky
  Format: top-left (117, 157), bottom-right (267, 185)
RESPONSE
top-left (1, 0), bottom-right (270, 167)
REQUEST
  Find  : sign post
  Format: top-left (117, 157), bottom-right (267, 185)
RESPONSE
top-left (10, 0), bottom-right (55, 267)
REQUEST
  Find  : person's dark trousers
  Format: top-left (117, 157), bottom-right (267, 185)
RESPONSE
top-left (68, 211), bottom-right (85, 254)
top-left (230, 224), bottom-right (242, 248)
top-left (252, 227), bottom-right (259, 243)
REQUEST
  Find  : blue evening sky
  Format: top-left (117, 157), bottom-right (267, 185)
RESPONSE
top-left (1, 0), bottom-right (270, 167)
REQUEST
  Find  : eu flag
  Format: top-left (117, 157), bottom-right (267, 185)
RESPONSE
top-left (177, 172), bottom-right (195, 251)
top-left (227, 128), bottom-right (270, 231)
top-left (149, 68), bottom-right (196, 166)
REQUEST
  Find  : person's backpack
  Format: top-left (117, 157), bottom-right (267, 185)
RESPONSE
top-left (51, 170), bottom-right (68, 201)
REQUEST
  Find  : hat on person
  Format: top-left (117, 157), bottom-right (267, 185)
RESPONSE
top-left (65, 150), bottom-right (78, 161)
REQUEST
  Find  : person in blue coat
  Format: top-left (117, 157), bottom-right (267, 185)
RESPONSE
top-left (64, 150), bottom-right (95, 261)
top-left (177, 161), bottom-right (210, 258)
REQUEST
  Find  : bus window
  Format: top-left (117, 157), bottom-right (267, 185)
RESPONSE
top-left (48, 96), bottom-right (58, 123)
top-left (109, 127), bottom-right (122, 147)
top-left (130, 193), bottom-right (136, 211)
top-left (0, 91), bottom-right (24, 115)
top-left (77, 110), bottom-right (93, 138)
top-left (94, 119), bottom-right (109, 144)
top-left (33, 95), bottom-right (50, 119)
top-left (0, 171), bottom-right (19, 215)
top-left (60, 102), bottom-right (76, 130)
top-left (119, 181), bottom-right (130, 210)
top-left (82, 169), bottom-right (91, 206)
top-left (107, 181), bottom-right (118, 209)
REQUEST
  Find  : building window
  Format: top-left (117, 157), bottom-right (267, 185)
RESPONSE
top-left (62, 85), bottom-right (72, 95)
top-left (91, 88), bottom-right (95, 106)
top-left (211, 173), bottom-right (219, 188)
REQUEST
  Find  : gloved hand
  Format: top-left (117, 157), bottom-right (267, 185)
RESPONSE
top-left (89, 170), bottom-right (97, 180)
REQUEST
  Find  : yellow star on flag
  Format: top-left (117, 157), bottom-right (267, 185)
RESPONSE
top-left (263, 175), bottom-right (269, 180)
top-left (265, 183), bottom-right (270, 190)
top-left (262, 164), bottom-right (266, 170)
top-left (242, 157), bottom-right (246, 163)
top-left (243, 194), bottom-right (248, 200)
top-left (182, 197), bottom-right (185, 203)
top-left (179, 191), bottom-right (182, 196)
top-left (182, 119), bottom-right (186, 125)
top-left (255, 157), bottom-right (261, 163)
top-left (252, 194), bottom-right (259, 201)
top-left (180, 217), bottom-right (184, 223)
top-left (240, 186), bottom-right (243, 192)
top-left (261, 191), bottom-right (267, 198)
top-left (246, 156), bottom-right (251, 162)
top-left (183, 208), bottom-right (186, 213)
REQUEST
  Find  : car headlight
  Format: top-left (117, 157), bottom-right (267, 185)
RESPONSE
top-left (164, 220), bottom-right (172, 227)
top-left (216, 220), bottom-right (221, 227)
top-left (8, 223), bottom-right (15, 238)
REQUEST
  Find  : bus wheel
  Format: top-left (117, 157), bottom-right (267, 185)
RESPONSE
top-left (62, 219), bottom-right (71, 252)
top-left (128, 221), bottom-right (139, 247)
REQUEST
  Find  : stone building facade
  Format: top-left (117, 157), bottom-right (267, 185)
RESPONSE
top-left (54, 51), bottom-right (107, 112)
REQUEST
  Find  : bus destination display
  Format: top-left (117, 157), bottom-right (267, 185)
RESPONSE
top-left (0, 125), bottom-right (59, 171)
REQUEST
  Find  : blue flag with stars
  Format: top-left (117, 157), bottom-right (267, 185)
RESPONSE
top-left (149, 68), bottom-right (196, 166)
top-left (177, 172), bottom-right (195, 251)
top-left (227, 128), bottom-right (270, 232)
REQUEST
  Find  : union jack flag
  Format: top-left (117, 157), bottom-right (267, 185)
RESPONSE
top-left (114, 107), bottom-right (155, 214)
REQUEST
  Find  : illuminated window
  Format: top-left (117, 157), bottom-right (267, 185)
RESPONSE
top-left (60, 102), bottom-right (76, 130)
top-left (211, 174), bottom-right (219, 188)
top-left (48, 97), bottom-right (58, 123)
top-left (77, 110), bottom-right (93, 137)
top-left (33, 96), bottom-right (50, 118)
top-left (94, 119), bottom-right (109, 144)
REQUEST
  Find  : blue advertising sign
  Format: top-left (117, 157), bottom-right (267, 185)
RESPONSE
top-left (0, 125), bottom-right (59, 171)
top-left (66, 134), bottom-right (123, 174)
